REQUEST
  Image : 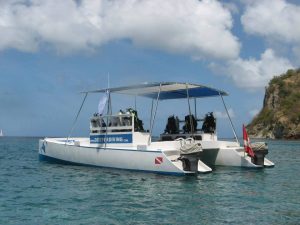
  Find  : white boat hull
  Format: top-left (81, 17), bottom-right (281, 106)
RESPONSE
top-left (201, 147), bottom-right (274, 168)
top-left (39, 139), bottom-right (196, 175)
top-left (39, 137), bottom-right (274, 175)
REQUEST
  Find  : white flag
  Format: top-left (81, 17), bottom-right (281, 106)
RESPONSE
top-left (98, 90), bottom-right (109, 115)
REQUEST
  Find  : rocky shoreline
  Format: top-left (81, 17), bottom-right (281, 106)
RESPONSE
top-left (247, 69), bottom-right (300, 139)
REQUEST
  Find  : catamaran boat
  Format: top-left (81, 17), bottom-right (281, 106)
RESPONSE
top-left (39, 82), bottom-right (274, 175)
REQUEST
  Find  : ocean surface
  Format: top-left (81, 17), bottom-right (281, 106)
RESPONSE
top-left (0, 137), bottom-right (299, 225)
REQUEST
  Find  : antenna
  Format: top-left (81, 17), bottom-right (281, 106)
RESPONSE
top-left (107, 72), bottom-right (112, 115)
top-left (107, 72), bottom-right (110, 89)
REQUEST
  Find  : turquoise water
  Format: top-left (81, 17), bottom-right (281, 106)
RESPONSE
top-left (0, 137), bottom-right (299, 225)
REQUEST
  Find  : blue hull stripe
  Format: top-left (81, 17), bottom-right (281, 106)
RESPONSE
top-left (39, 154), bottom-right (185, 176)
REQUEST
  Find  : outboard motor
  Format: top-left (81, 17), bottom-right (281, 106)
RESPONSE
top-left (251, 142), bottom-right (269, 166)
top-left (202, 112), bottom-right (216, 133)
top-left (178, 138), bottom-right (202, 172)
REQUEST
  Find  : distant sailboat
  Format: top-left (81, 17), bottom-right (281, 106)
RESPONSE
top-left (0, 129), bottom-right (3, 137)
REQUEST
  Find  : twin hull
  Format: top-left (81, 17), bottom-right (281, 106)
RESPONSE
top-left (39, 138), bottom-right (273, 175)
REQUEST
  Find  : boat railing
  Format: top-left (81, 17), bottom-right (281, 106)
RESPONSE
top-left (178, 118), bottom-right (204, 123)
top-left (90, 114), bottom-right (134, 133)
top-left (177, 118), bottom-right (205, 132)
top-left (160, 113), bottom-right (217, 141)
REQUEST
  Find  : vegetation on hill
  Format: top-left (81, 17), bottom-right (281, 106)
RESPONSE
top-left (247, 68), bottom-right (300, 139)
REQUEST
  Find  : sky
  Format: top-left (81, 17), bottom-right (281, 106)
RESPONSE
top-left (0, 0), bottom-right (299, 138)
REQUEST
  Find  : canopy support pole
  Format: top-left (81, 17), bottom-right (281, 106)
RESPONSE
top-left (104, 91), bottom-right (111, 149)
top-left (149, 99), bottom-right (154, 130)
top-left (219, 93), bottom-right (239, 145)
top-left (67, 92), bottom-right (88, 143)
top-left (186, 84), bottom-right (194, 135)
top-left (108, 92), bottom-right (112, 115)
top-left (148, 84), bottom-right (161, 145)
top-left (194, 98), bottom-right (197, 119)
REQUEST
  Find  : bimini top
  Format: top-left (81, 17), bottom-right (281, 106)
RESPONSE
top-left (84, 82), bottom-right (228, 100)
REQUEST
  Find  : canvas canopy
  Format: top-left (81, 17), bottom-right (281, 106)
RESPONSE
top-left (83, 82), bottom-right (228, 100)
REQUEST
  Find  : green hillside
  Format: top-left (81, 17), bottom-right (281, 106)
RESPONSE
top-left (247, 69), bottom-right (300, 139)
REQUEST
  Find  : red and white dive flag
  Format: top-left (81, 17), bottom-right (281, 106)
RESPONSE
top-left (155, 157), bottom-right (163, 165)
top-left (243, 124), bottom-right (255, 158)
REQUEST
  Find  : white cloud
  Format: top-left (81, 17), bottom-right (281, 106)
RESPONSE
top-left (205, 0), bottom-right (298, 90)
top-left (214, 108), bottom-right (235, 119)
top-left (225, 49), bottom-right (294, 89)
top-left (0, 0), bottom-right (240, 59)
top-left (241, 0), bottom-right (300, 57)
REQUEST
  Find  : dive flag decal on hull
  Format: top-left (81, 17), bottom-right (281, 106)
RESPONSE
top-left (155, 157), bottom-right (163, 165)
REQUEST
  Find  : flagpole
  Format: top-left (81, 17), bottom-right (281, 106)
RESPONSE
top-left (243, 124), bottom-right (255, 158)
top-left (243, 124), bottom-right (246, 157)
